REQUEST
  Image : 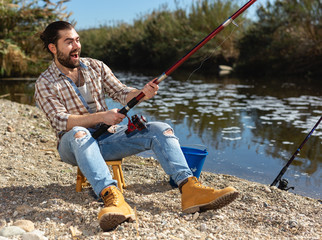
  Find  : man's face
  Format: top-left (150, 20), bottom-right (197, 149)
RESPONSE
top-left (54, 28), bottom-right (81, 69)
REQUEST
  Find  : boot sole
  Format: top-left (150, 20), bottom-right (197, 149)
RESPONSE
top-left (183, 191), bottom-right (239, 214)
top-left (99, 213), bottom-right (135, 231)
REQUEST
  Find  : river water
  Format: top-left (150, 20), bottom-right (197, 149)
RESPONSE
top-left (1, 72), bottom-right (321, 199)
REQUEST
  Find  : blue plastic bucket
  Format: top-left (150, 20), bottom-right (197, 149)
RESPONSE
top-left (181, 146), bottom-right (208, 178)
top-left (169, 145), bottom-right (208, 187)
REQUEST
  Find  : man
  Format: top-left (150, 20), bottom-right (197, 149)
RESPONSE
top-left (35, 21), bottom-right (239, 232)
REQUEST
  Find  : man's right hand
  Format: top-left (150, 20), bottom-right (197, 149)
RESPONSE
top-left (66, 108), bottom-right (126, 131)
top-left (100, 108), bottom-right (126, 125)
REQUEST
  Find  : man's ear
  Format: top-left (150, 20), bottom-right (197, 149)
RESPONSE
top-left (48, 43), bottom-right (57, 55)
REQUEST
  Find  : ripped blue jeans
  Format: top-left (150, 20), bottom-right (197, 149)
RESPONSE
top-left (58, 122), bottom-right (193, 196)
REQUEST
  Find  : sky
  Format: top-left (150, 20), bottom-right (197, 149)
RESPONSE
top-left (64, 0), bottom-right (195, 29)
top-left (64, 0), bottom-right (262, 30)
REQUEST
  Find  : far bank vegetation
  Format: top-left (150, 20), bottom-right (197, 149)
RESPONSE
top-left (1, 0), bottom-right (321, 78)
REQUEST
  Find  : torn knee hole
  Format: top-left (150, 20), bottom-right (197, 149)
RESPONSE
top-left (163, 129), bottom-right (174, 136)
top-left (74, 131), bottom-right (87, 139)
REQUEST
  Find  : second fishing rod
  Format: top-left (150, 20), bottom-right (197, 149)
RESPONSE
top-left (92, 0), bottom-right (258, 139)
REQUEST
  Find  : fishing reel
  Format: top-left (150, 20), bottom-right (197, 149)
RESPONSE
top-left (125, 114), bottom-right (148, 134)
top-left (277, 179), bottom-right (294, 191)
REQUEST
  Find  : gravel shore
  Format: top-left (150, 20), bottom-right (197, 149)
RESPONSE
top-left (0, 99), bottom-right (321, 240)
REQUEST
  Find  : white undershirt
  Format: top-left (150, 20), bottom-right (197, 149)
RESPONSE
top-left (78, 82), bottom-right (96, 112)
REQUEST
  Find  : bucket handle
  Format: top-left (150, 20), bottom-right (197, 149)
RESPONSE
top-left (181, 144), bottom-right (207, 152)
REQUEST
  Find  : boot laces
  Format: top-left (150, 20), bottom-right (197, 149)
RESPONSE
top-left (192, 177), bottom-right (212, 190)
top-left (102, 187), bottom-right (120, 207)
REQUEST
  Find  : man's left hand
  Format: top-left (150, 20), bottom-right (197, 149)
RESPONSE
top-left (142, 80), bottom-right (159, 100)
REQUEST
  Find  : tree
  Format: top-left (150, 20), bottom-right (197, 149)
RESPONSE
top-left (236, 0), bottom-right (322, 78)
top-left (0, 0), bottom-right (72, 77)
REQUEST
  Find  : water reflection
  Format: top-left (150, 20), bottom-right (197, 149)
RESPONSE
top-left (0, 80), bottom-right (36, 105)
top-left (1, 74), bottom-right (321, 199)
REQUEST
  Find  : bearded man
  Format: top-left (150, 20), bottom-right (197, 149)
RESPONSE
top-left (35, 21), bottom-right (239, 232)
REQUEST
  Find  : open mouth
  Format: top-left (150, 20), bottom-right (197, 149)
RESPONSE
top-left (70, 53), bottom-right (79, 59)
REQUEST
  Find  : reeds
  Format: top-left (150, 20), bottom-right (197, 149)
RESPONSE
top-left (0, 39), bottom-right (27, 76)
top-left (79, 0), bottom-right (246, 72)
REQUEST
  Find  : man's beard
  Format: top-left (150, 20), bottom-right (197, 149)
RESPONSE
top-left (56, 48), bottom-right (81, 69)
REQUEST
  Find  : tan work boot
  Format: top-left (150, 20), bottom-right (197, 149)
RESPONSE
top-left (180, 176), bottom-right (239, 214)
top-left (98, 186), bottom-right (135, 231)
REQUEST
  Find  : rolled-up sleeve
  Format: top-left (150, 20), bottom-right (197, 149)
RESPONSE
top-left (100, 61), bottom-right (135, 106)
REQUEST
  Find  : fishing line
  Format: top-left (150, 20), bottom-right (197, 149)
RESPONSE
top-left (187, 18), bottom-right (247, 81)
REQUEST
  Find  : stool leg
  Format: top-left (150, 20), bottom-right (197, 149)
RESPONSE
top-left (119, 165), bottom-right (126, 189)
top-left (76, 168), bottom-right (85, 192)
top-left (112, 165), bottom-right (123, 193)
top-left (76, 161), bottom-right (126, 193)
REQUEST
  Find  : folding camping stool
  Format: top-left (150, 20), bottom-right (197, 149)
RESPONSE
top-left (76, 159), bottom-right (126, 193)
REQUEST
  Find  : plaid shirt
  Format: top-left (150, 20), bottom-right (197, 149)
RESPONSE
top-left (34, 57), bottom-right (134, 138)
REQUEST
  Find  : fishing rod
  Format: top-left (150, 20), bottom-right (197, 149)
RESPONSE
top-left (271, 116), bottom-right (322, 190)
top-left (92, 0), bottom-right (258, 139)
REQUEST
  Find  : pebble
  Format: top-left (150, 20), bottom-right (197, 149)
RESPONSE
top-left (13, 220), bottom-right (35, 232)
top-left (200, 223), bottom-right (207, 232)
top-left (192, 212), bottom-right (200, 220)
top-left (6, 126), bottom-right (14, 132)
top-left (0, 226), bottom-right (26, 237)
top-left (263, 185), bottom-right (272, 193)
top-left (22, 230), bottom-right (47, 240)
top-left (288, 220), bottom-right (298, 228)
